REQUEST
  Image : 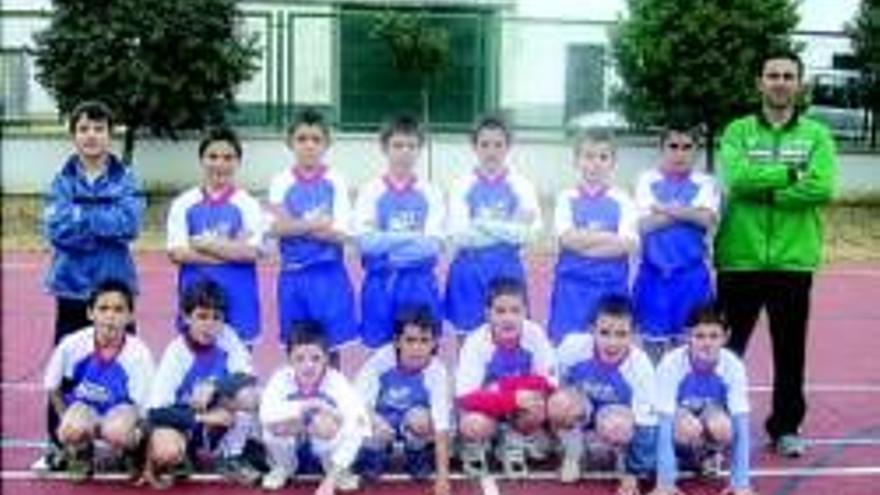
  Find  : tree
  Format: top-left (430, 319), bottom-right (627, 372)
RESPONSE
top-left (34, 0), bottom-right (260, 163)
top-left (847, 0), bottom-right (880, 148)
top-left (611, 0), bottom-right (799, 170)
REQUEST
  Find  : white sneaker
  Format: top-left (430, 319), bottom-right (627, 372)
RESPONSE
top-left (559, 452), bottom-right (581, 483)
top-left (460, 442), bottom-right (489, 477)
top-left (261, 467), bottom-right (290, 491)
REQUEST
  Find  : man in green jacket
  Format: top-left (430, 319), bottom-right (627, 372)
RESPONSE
top-left (715, 50), bottom-right (837, 457)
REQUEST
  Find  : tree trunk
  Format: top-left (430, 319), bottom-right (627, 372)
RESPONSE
top-left (422, 83), bottom-right (432, 180)
top-left (123, 125), bottom-right (136, 165)
top-left (705, 124), bottom-right (717, 173)
top-left (871, 106), bottom-right (878, 150)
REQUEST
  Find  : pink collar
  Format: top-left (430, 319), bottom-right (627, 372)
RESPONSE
top-left (201, 185), bottom-right (236, 205)
top-left (291, 164), bottom-right (328, 183)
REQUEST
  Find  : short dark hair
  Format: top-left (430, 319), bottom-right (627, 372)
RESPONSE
top-left (574, 128), bottom-right (616, 156)
top-left (471, 115), bottom-right (512, 146)
top-left (285, 319), bottom-right (330, 355)
top-left (199, 127), bottom-right (242, 159)
top-left (486, 276), bottom-right (527, 308)
top-left (68, 100), bottom-right (113, 134)
top-left (88, 279), bottom-right (134, 312)
top-left (686, 303), bottom-right (727, 330)
top-left (286, 107), bottom-right (331, 141)
top-left (758, 48), bottom-right (804, 80)
top-left (393, 304), bottom-right (440, 340)
top-left (380, 114), bottom-right (425, 147)
top-left (594, 294), bottom-right (634, 322)
top-left (181, 279), bottom-right (227, 316)
top-left (660, 108), bottom-right (702, 146)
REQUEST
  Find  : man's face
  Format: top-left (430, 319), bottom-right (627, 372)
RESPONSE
top-left (758, 58), bottom-right (802, 111)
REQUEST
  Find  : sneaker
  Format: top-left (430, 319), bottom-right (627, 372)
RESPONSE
top-left (559, 452), bottom-right (581, 483)
top-left (31, 447), bottom-right (64, 473)
top-left (775, 434), bottom-right (807, 458)
top-left (404, 447), bottom-right (433, 481)
top-left (218, 456), bottom-right (262, 487)
top-left (700, 451), bottom-right (724, 478)
top-left (498, 435), bottom-right (528, 479)
top-left (524, 432), bottom-right (551, 461)
top-left (460, 442), bottom-right (489, 478)
top-left (261, 466), bottom-right (290, 491)
top-left (65, 453), bottom-right (93, 483)
top-left (334, 469), bottom-right (360, 492)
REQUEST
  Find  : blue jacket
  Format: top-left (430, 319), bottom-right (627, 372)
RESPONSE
top-left (43, 154), bottom-right (145, 299)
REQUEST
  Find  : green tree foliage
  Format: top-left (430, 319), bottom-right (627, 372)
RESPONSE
top-left (611, 0), bottom-right (799, 169)
top-left (34, 0), bottom-right (260, 162)
top-left (847, 0), bottom-right (880, 148)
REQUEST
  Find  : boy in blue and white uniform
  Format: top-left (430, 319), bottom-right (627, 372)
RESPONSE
top-left (633, 124), bottom-right (719, 360)
top-left (548, 295), bottom-right (655, 494)
top-left (260, 320), bottom-right (369, 494)
top-left (43, 279), bottom-right (154, 479)
top-left (354, 306), bottom-right (451, 495)
top-left (167, 127), bottom-right (265, 345)
top-left (354, 115), bottom-right (446, 348)
top-left (143, 280), bottom-right (261, 488)
top-left (548, 130), bottom-right (639, 344)
top-left (650, 305), bottom-right (754, 495)
top-left (267, 109), bottom-right (357, 350)
top-left (446, 116), bottom-right (541, 334)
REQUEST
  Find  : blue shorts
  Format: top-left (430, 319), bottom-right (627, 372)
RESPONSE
top-left (548, 270), bottom-right (628, 344)
top-left (633, 263), bottom-right (712, 341)
top-left (360, 266), bottom-right (442, 348)
top-left (445, 247), bottom-right (526, 333)
top-left (277, 263), bottom-right (357, 349)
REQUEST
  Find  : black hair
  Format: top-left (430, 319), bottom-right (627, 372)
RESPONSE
top-left (758, 48), bottom-right (804, 81)
top-left (88, 279), bottom-right (134, 312)
top-left (285, 319), bottom-right (330, 355)
top-left (486, 276), bottom-right (527, 308)
top-left (660, 108), bottom-right (702, 146)
top-left (574, 128), bottom-right (616, 157)
top-left (68, 100), bottom-right (113, 134)
top-left (393, 304), bottom-right (440, 340)
top-left (594, 294), bottom-right (634, 321)
top-left (380, 114), bottom-right (425, 147)
top-left (471, 114), bottom-right (512, 146)
top-left (686, 303), bottom-right (728, 330)
top-left (286, 107), bottom-right (331, 141)
top-left (181, 278), bottom-right (227, 317)
top-left (198, 127), bottom-right (242, 159)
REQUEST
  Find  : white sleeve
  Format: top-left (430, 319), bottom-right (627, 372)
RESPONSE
top-left (259, 367), bottom-right (298, 425)
top-left (555, 333), bottom-right (593, 380)
top-left (426, 361), bottom-right (452, 432)
top-left (328, 372), bottom-right (371, 469)
top-left (237, 192), bottom-right (267, 248)
top-left (423, 184), bottom-right (446, 239)
top-left (329, 172), bottom-right (353, 235)
top-left (627, 350), bottom-right (657, 426)
top-left (353, 347), bottom-right (390, 411)
top-left (634, 171), bottom-right (658, 217)
top-left (165, 192), bottom-right (191, 250)
top-left (43, 337), bottom-right (72, 391)
top-left (455, 332), bottom-right (488, 397)
top-left (654, 352), bottom-right (683, 416)
top-left (223, 327), bottom-right (254, 375)
top-left (554, 190), bottom-right (574, 236)
top-left (446, 176), bottom-right (474, 237)
top-left (353, 180), bottom-right (380, 236)
top-left (148, 342), bottom-right (188, 409)
top-left (693, 173), bottom-right (721, 215)
top-left (267, 172), bottom-right (289, 206)
top-left (126, 341), bottom-right (156, 410)
top-left (723, 353), bottom-right (750, 415)
top-left (615, 190), bottom-right (640, 245)
top-left (510, 173), bottom-right (543, 236)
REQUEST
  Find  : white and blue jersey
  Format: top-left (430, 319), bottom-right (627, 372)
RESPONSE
top-left (44, 326), bottom-right (155, 415)
top-left (455, 320), bottom-right (557, 398)
top-left (355, 344), bottom-right (451, 435)
top-left (556, 333), bottom-right (655, 427)
top-left (445, 169), bottom-right (541, 332)
top-left (548, 186), bottom-right (638, 343)
top-left (633, 170), bottom-right (720, 341)
top-left (167, 186), bottom-right (265, 344)
top-left (148, 325), bottom-right (253, 409)
top-left (268, 166), bottom-right (357, 349)
top-left (655, 347), bottom-right (749, 418)
top-left (355, 175), bottom-right (446, 348)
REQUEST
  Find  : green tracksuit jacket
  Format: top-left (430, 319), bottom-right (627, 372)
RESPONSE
top-left (714, 112), bottom-right (837, 272)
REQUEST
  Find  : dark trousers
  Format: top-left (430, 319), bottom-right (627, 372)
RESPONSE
top-left (47, 298), bottom-right (92, 445)
top-left (716, 271), bottom-right (813, 440)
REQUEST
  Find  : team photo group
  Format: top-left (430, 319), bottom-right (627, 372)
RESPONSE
top-left (39, 49), bottom-right (837, 495)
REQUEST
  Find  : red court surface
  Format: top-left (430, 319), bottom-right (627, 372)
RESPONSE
top-left (2, 251), bottom-right (880, 495)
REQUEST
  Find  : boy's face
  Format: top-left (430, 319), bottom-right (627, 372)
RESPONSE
top-left (473, 128), bottom-right (509, 172)
top-left (576, 141), bottom-right (615, 185)
top-left (184, 307), bottom-right (223, 347)
top-left (758, 58), bottom-right (802, 111)
top-left (384, 133), bottom-right (422, 174)
top-left (487, 293), bottom-right (526, 346)
top-left (396, 324), bottom-right (435, 370)
top-left (72, 114), bottom-right (111, 162)
top-left (289, 125), bottom-right (327, 167)
top-left (661, 131), bottom-right (696, 173)
top-left (593, 314), bottom-right (633, 363)
top-left (88, 291), bottom-right (132, 348)
top-left (289, 343), bottom-right (328, 389)
top-left (201, 140), bottom-right (240, 190)
top-left (688, 322), bottom-right (728, 363)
